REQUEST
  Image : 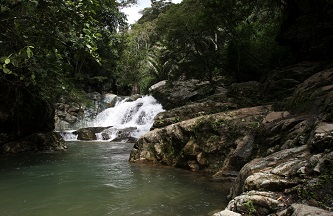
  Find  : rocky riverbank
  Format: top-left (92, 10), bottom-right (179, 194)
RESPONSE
top-left (129, 61), bottom-right (333, 215)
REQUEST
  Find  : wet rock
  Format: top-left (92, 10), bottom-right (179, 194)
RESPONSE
top-left (54, 102), bottom-right (84, 130)
top-left (227, 134), bottom-right (254, 170)
top-left (74, 126), bottom-right (112, 141)
top-left (113, 127), bottom-right (138, 140)
top-left (102, 93), bottom-right (118, 107)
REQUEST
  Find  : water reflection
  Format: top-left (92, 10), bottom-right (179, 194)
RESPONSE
top-left (0, 141), bottom-right (229, 216)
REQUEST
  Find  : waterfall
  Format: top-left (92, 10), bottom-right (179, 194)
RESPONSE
top-left (60, 95), bottom-right (164, 141)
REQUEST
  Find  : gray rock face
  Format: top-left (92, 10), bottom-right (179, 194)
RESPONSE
top-left (130, 106), bottom-right (271, 174)
top-left (54, 92), bottom-right (122, 130)
top-left (55, 102), bottom-right (84, 130)
top-left (229, 145), bottom-right (309, 198)
top-left (262, 62), bottom-right (323, 102)
top-left (286, 69), bottom-right (333, 116)
top-left (149, 79), bottom-right (216, 110)
top-left (131, 65), bottom-right (333, 215)
top-left (152, 101), bottom-right (237, 130)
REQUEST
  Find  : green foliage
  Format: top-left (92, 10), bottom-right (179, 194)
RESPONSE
top-left (0, 0), bottom-right (127, 100)
top-left (244, 200), bottom-right (257, 216)
top-left (138, 0), bottom-right (173, 24)
top-left (112, 0), bottom-right (293, 93)
top-left (0, 0), bottom-right (303, 102)
top-left (127, 0), bottom-right (292, 83)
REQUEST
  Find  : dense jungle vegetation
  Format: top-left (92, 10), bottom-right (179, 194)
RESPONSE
top-left (1, 0), bottom-right (332, 101)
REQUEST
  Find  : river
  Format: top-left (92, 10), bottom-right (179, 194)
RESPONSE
top-left (0, 141), bottom-right (230, 216)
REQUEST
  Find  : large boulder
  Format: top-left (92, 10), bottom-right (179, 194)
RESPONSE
top-left (229, 145), bottom-right (310, 199)
top-left (151, 82), bottom-right (237, 129)
top-left (285, 69), bottom-right (333, 118)
top-left (130, 106), bottom-right (271, 175)
top-left (55, 101), bottom-right (84, 130)
top-left (73, 126), bottom-right (112, 140)
top-left (149, 79), bottom-right (215, 110)
top-left (262, 62), bottom-right (324, 103)
top-left (152, 101), bottom-right (237, 130)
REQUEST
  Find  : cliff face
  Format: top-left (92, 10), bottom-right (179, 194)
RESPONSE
top-left (129, 63), bottom-right (333, 215)
top-left (0, 80), bottom-right (66, 153)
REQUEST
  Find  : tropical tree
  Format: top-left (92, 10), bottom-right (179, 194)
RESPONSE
top-left (115, 0), bottom-right (177, 94)
top-left (154, 0), bottom-right (287, 82)
top-left (0, 0), bottom-right (129, 100)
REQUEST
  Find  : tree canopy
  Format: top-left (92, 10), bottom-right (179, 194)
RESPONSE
top-left (2, 0), bottom-right (331, 100)
top-left (0, 0), bottom-right (133, 100)
top-left (116, 0), bottom-right (294, 91)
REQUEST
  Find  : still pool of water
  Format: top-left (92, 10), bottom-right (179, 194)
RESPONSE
top-left (0, 141), bottom-right (230, 216)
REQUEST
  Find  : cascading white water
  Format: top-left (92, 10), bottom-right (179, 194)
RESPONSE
top-left (61, 95), bottom-right (164, 141)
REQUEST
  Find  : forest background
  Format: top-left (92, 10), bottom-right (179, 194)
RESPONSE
top-left (1, 0), bottom-right (331, 103)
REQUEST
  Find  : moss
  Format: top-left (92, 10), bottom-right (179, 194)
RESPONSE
top-left (244, 200), bottom-right (257, 216)
top-left (193, 116), bottom-right (244, 143)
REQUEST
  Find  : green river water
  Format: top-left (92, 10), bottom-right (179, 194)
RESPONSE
top-left (0, 141), bottom-right (230, 216)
